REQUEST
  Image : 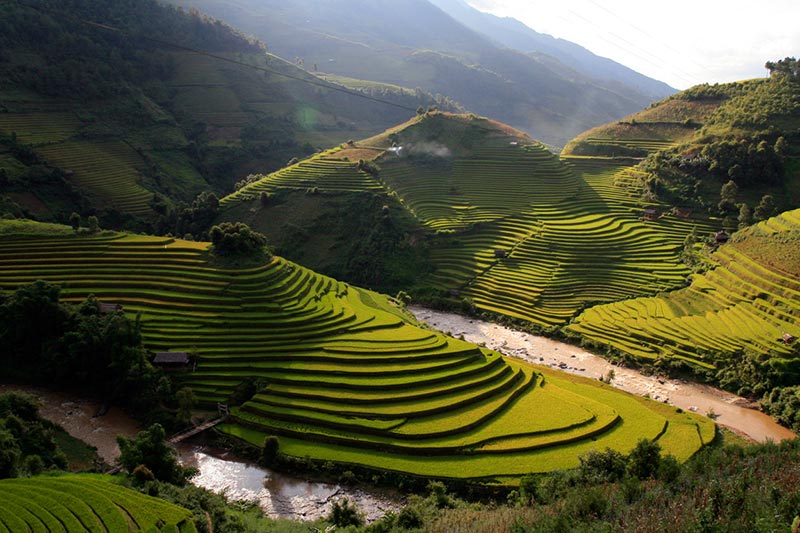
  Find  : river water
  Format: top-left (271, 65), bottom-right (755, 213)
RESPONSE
top-left (409, 306), bottom-right (797, 444)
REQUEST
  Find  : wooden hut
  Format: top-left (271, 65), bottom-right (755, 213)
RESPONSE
top-left (99, 302), bottom-right (123, 314)
top-left (153, 351), bottom-right (190, 370)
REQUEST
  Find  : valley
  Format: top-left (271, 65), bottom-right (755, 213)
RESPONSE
top-left (0, 1), bottom-right (798, 531)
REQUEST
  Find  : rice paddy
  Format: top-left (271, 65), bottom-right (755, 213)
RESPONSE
top-left (0, 222), bottom-right (713, 480)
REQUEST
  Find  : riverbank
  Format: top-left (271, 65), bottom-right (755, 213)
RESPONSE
top-left (0, 383), bottom-right (140, 463)
top-left (409, 306), bottom-right (797, 444)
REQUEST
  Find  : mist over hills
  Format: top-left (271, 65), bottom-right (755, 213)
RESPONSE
top-left (170, 0), bottom-right (675, 148)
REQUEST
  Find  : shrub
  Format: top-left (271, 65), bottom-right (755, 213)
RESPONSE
top-left (328, 498), bottom-right (364, 528)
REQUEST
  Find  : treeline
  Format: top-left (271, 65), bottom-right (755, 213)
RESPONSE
top-left (0, 281), bottom-right (172, 419)
top-left (0, 0), bottom-right (262, 99)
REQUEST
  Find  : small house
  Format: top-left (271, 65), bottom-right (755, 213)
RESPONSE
top-left (494, 249), bottom-right (508, 259)
top-left (672, 207), bottom-right (692, 218)
top-left (153, 351), bottom-right (190, 370)
top-left (714, 230), bottom-right (730, 244)
top-left (99, 302), bottom-right (123, 314)
top-left (643, 207), bottom-right (659, 221)
top-left (782, 333), bottom-right (796, 345)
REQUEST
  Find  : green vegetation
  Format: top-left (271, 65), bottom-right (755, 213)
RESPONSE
top-left (0, 281), bottom-right (172, 420)
top-left (0, 221), bottom-right (713, 480)
top-left (348, 438), bottom-right (800, 533)
top-left (0, 0), bottom-right (443, 231)
top-left (0, 475), bottom-right (198, 532)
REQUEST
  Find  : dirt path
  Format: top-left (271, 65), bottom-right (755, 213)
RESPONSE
top-left (0, 384), bottom-right (140, 463)
top-left (410, 306), bottom-right (797, 444)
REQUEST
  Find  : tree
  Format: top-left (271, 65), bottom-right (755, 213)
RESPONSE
top-left (738, 203), bottom-right (753, 229)
top-left (754, 194), bottom-right (776, 221)
top-left (260, 435), bottom-right (280, 467)
top-left (69, 212), bottom-right (81, 232)
top-left (627, 438), bottom-right (662, 480)
top-left (328, 498), bottom-right (364, 528)
top-left (175, 387), bottom-right (197, 424)
top-left (578, 447), bottom-right (627, 484)
top-left (87, 215), bottom-right (99, 233)
top-left (117, 423), bottom-right (191, 485)
top-left (718, 180), bottom-right (738, 214)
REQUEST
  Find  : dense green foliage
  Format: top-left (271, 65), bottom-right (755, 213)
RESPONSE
top-left (0, 281), bottom-right (172, 419)
top-left (209, 221), bottom-right (268, 257)
top-left (0, 392), bottom-right (67, 478)
top-left (117, 423), bottom-right (194, 485)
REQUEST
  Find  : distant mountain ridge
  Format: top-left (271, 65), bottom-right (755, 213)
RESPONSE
top-left (429, 0), bottom-right (675, 100)
top-left (170, 0), bottom-right (675, 148)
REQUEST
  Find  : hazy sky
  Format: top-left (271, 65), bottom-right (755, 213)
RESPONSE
top-left (468, 0), bottom-right (800, 89)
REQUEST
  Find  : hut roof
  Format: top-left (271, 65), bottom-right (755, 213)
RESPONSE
top-left (99, 302), bottom-right (123, 313)
top-left (153, 352), bottom-right (190, 365)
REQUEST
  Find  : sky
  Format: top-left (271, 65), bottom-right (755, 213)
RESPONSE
top-left (468, 0), bottom-right (800, 89)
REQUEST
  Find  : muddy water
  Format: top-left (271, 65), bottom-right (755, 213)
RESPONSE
top-left (0, 384), bottom-right (140, 463)
top-left (177, 444), bottom-right (402, 523)
top-left (0, 383), bottom-right (400, 522)
top-left (409, 306), bottom-right (798, 444)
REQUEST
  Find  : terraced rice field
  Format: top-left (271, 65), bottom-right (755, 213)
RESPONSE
top-left (0, 111), bottom-right (83, 145)
top-left (36, 141), bottom-right (154, 216)
top-left (387, 148), bottom-right (710, 327)
top-left (0, 226), bottom-right (714, 479)
top-left (223, 150), bottom-right (383, 201)
top-left (567, 209), bottom-right (800, 368)
top-left (0, 475), bottom-right (197, 532)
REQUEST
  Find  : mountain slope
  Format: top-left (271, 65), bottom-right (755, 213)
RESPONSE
top-left (170, 0), bottom-right (672, 148)
top-left (429, 0), bottom-right (674, 100)
top-left (0, 0), bottom-right (449, 228)
top-left (563, 64), bottom-right (800, 221)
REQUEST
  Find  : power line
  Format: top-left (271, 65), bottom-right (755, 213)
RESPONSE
top-left (4, 0), bottom-right (421, 113)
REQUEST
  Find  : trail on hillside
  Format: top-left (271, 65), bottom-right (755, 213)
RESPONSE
top-left (409, 306), bottom-right (797, 444)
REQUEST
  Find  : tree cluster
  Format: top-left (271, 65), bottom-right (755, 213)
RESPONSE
top-left (766, 56), bottom-right (800, 81)
top-left (0, 281), bottom-right (171, 418)
top-left (0, 392), bottom-right (68, 479)
top-left (209, 222), bottom-right (269, 257)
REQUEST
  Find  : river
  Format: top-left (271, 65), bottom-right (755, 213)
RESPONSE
top-left (409, 306), bottom-right (797, 443)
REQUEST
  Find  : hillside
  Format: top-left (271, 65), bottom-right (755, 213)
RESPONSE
top-left (218, 103), bottom-right (800, 416)
top-left (563, 62), bottom-right (800, 221)
top-left (169, 0), bottom-right (673, 148)
top-left (0, 221), bottom-right (714, 480)
top-left (567, 208), bottom-right (800, 393)
top-left (220, 112), bottom-right (715, 321)
top-left (0, 0), bottom-right (447, 229)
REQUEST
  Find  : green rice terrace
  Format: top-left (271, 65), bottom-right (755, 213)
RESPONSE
top-left (567, 209), bottom-right (800, 372)
top-left (0, 475), bottom-right (197, 532)
top-left (222, 112), bottom-right (717, 328)
top-left (0, 222), bottom-right (714, 481)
